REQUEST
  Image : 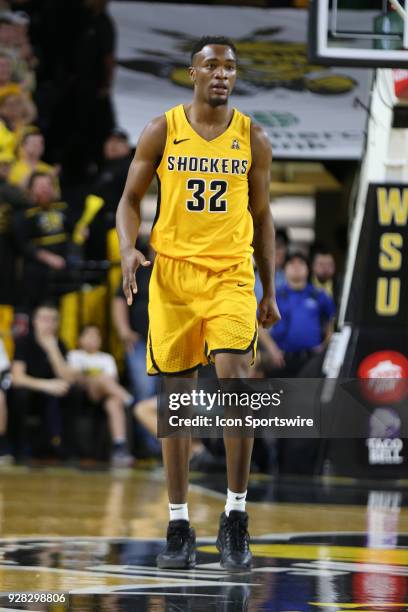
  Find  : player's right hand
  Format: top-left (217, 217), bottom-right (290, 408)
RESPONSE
top-left (121, 247), bottom-right (151, 306)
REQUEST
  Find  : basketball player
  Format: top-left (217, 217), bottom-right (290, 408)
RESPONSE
top-left (116, 36), bottom-right (280, 570)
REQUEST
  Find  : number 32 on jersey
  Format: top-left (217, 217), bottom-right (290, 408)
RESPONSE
top-left (186, 178), bottom-right (228, 213)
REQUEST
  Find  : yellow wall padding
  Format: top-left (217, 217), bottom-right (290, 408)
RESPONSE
top-left (0, 304), bottom-right (14, 359)
top-left (60, 286), bottom-right (107, 351)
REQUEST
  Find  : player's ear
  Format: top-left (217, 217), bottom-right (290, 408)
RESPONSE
top-left (189, 66), bottom-right (196, 84)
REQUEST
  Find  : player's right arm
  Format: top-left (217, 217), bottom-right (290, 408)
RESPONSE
top-left (116, 116), bottom-right (167, 305)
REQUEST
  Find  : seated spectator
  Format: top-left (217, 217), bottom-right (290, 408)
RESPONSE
top-left (67, 324), bottom-right (134, 468)
top-left (9, 126), bottom-right (60, 192)
top-left (0, 149), bottom-right (30, 307)
top-left (11, 301), bottom-right (77, 459)
top-left (255, 228), bottom-right (289, 303)
top-left (259, 252), bottom-right (335, 377)
top-left (0, 13), bottom-right (35, 92)
top-left (0, 88), bottom-right (36, 158)
top-left (311, 246), bottom-right (341, 305)
top-left (14, 172), bottom-right (70, 311)
top-left (0, 335), bottom-right (12, 463)
top-left (112, 240), bottom-right (156, 403)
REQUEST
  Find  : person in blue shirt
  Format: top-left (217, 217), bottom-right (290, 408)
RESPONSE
top-left (259, 251), bottom-right (336, 376)
top-left (254, 228), bottom-right (289, 302)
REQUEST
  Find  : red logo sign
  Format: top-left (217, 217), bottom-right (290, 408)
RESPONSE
top-left (394, 69), bottom-right (408, 100)
top-left (357, 351), bottom-right (408, 404)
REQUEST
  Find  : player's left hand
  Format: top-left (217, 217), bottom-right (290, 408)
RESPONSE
top-left (258, 294), bottom-right (281, 328)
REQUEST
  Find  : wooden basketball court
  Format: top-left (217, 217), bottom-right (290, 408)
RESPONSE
top-left (0, 465), bottom-right (407, 611)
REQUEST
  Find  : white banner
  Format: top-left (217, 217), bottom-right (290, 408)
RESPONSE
top-left (111, 1), bottom-right (372, 160)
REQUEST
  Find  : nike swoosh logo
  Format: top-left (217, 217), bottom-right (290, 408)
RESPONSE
top-left (170, 506), bottom-right (184, 510)
top-left (173, 138), bottom-right (190, 145)
top-left (237, 283), bottom-right (247, 287)
top-left (235, 495), bottom-right (246, 500)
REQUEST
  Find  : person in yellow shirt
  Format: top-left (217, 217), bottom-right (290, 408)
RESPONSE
top-left (0, 87), bottom-right (36, 158)
top-left (9, 126), bottom-right (60, 193)
top-left (116, 36), bottom-right (280, 571)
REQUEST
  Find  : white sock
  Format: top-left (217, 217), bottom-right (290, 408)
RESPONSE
top-left (225, 488), bottom-right (247, 516)
top-left (169, 502), bottom-right (189, 522)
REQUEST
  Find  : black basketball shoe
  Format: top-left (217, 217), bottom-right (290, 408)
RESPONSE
top-left (216, 511), bottom-right (252, 570)
top-left (156, 520), bottom-right (196, 569)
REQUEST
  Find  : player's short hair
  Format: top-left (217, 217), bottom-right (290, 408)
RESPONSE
top-left (190, 36), bottom-right (236, 63)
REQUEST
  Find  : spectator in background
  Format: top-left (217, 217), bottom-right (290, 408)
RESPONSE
top-left (103, 128), bottom-right (131, 163)
top-left (0, 336), bottom-right (12, 463)
top-left (311, 246), bottom-right (340, 305)
top-left (0, 12), bottom-right (35, 92)
top-left (9, 126), bottom-right (60, 192)
top-left (67, 324), bottom-right (134, 468)
top-left (85, 129), bottom-right (132, 260)
top-left (259, 252), bottom-right (335, 376)
top-left (14, 172), bottom-right (69, 311)
top-left (274, 229), bottom-right (289, 290)
top-left (0, 88), bottom-right (36, 157)
top-left (64, 0), bottom-right (115, 175)
top-left (11, 301), bottom-right (77, 459)
top-left (0, 149), bottom-right (30, 306)
top-left (0, 51), bottom-right (13, 90)
top-left (112, 239), bottom-right (156, 403)
top-left (255, 228), bottom-right (289, 303)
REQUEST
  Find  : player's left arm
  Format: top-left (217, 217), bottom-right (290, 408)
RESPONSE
top-left (248, 123), bottom-right (280, 328)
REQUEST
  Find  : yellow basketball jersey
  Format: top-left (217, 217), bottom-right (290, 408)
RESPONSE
top-left (151, 104), bottom-right (253, 272)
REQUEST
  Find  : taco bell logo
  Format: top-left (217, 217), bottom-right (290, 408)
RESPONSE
top-left (367, 407), bottom-right (403, 465)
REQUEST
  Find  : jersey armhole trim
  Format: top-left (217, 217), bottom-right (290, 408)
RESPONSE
top-left (155, 112), bottom-right (171, 177)
top-left (247, 115), bottom-right (253, 173)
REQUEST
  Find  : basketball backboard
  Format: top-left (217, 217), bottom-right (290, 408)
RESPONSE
top-left (309, 0), bottom-right (408, 67)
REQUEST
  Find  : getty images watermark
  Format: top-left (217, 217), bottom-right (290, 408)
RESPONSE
top-left (157, 378), bottom-right (408, 439)
top-left (167, 389), bottom-right (314, 430)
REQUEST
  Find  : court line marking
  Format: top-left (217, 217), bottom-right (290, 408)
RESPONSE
top-left (0, 565), bottom-right (258, 589)
top-left (2, 531), bottom-right (407, 543)
top-left (75, 591), bottom-right (224, 597)
top-left (0, 608), bottom-right (39, 612)
top-left (86, 564), bottom-right (235, 578)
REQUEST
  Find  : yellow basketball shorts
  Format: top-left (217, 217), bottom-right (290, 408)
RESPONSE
top-left (147, 254), bottom-right (258, 375)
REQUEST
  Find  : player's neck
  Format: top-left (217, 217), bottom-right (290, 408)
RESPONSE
top-left (187, 99), bottom-right (231, 127)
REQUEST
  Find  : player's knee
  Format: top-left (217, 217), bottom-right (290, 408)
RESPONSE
top-left (214, 352), bottom-right (251, 378)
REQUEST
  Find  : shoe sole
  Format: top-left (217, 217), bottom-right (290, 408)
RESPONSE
top-left (216, 538), bottom-right (252, 571)
top-left (156, 554), bottom-right (196, 570)
top-left (219, 559), bottom-right (252, 571)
